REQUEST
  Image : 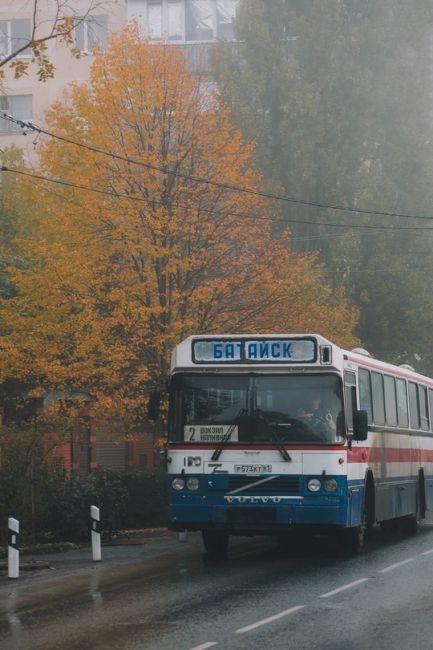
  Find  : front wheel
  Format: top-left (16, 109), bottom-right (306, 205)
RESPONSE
top-left (340, 522), bottom-right (366, 552)
top-left (202, 530), bottom-right (229, 560)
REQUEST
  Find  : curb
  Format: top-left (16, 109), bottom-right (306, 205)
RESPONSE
top-left (0, 529), bottom-right (174, 558)
top-left (0, 560), bottom-right (50, 573)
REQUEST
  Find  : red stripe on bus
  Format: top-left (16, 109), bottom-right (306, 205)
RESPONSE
top-left (348, 447), bottom-right (433, 463)
top-left (170, 444), bottom-right (345, 452)
top-left (170, 445), bottom-right (433, 463)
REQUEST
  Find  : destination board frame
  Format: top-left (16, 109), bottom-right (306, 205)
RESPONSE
top-left (192, 336), bottom-right (318, 364)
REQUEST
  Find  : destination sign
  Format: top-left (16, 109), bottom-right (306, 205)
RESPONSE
top-left (192, 338), bottom-right (316, 363)
top-left (185, 425), bottom-right (239, 442)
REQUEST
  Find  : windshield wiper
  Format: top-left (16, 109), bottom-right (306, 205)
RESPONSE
top-left (211, 408), bottom-right (246, 461)
top-left (273, 424), bottom-right (292, 462)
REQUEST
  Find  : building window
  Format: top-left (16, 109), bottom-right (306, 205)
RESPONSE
top-left (0, 19), bottom-right (31, 59)
top-left (148, 2), bottom-right (163, 39)
top-left (168, 1), bottom-right (183, 40)
top-left (216, 0), bottom-right (238, 40)
top-left (186, 0), bottom-right (214, 41)
top-left (75, 15), bottom-right (108, 52)
top-left (127, 0), bottom-right (239, 43)
top-left (0, 95), bottom-right (32, 132)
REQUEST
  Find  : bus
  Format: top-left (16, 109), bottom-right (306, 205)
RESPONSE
top-left (155, 333), bottom-right (433, 558)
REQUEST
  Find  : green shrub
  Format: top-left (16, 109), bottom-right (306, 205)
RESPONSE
top-left (39, 469), bottom-right (129, 541)
top-left (117, 467), bottom-right (168, 529)
top-left (0, 458), bottom-right (168, 543)
top-left (39, 467), bottom-right (168, 541)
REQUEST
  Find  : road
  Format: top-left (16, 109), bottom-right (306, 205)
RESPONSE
top-left (1, 522), bottom-right (433, 650)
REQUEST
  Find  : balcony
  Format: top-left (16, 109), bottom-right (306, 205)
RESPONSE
top-left (174, 40), bottom-right (242, 74)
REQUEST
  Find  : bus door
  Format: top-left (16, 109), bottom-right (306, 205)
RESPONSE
top-left (344, 371), bottom-right (357, 435)
top-left (344, 371), bottom-right (363, 525)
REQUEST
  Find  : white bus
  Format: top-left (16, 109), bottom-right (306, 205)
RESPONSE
top-left (155, 334), bottom-right (433, 558)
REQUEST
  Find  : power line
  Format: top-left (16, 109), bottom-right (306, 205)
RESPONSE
top-left (2, 112), bottom-right (433, 223)
top-left (3, 165), bottom-right (433, 232)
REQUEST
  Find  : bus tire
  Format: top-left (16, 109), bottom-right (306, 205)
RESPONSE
top-left (404, 475), bottom-right (425, 534)
top-left (380, 518), bottom-right (398, 536)
top-left (404, 508), bottom-right (421, 535)
top-left (202, 530), bottom-right (229, 560)
top-left (341, 520), bottom-right (366, 552)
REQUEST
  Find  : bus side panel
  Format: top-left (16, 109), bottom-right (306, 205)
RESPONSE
top-left (425, 476), bottom-right (433, 510)
top-left (374, 480), bottom-right (417, 521)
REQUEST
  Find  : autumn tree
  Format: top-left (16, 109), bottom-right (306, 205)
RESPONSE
top-left (0, 0), bottom-right (111, 82)
top-left (0, 28), bottom-right (358, 427)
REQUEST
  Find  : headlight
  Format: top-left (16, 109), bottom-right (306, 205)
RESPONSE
top-left (186, 477), bottom-right (200, 491)
top-left (172, 478), bottom-right (185, 491)
top-left (324, 478), bottom-right (338, 492)
top-left (307, 478), bottom-right (321, 492)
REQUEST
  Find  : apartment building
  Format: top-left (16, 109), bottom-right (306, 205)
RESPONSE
top-left (0, 0), bottom-right (239, 472)
top-left (0, 0), bottom-right (240, 159)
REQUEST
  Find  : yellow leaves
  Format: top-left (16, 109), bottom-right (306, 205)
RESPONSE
top-left (0, 28), bottom-right (358, 424)
top-left (56, 17), bottom-right (75, 40)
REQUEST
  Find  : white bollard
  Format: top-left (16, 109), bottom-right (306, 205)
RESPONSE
top-left (178, 530), bottom-right (187, 542)
top-left (90, 505), bottom-right (101, 562)
top-left (8, 518), bottom-right (19, 579)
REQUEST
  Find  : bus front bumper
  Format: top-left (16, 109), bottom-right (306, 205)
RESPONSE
top-left (168, 498), bottom-right (348, 532)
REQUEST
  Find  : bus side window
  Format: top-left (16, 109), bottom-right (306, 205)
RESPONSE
top-left (408, 382), bottom-right (420, 430)
top-left (396, 378), bottom-right (409, 428)
top-left (371, 371), bottom-right (385, 425)
top-left (344, 371), bottom-right (356, 432)
top-left (358, 368), bottom-right (373, 424)
top-left (429, 389), bottom-right (433, 433)
top-left (419, 386), bottom-right (429, 432)
top-left (384, 375), bottom-right (397, 426)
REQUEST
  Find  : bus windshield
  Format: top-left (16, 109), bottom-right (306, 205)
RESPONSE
top-left (168, 373), bottom-right (344, 444)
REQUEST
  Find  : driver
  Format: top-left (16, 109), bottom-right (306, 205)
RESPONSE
top-left (296, 392), bottom-right (336, 435)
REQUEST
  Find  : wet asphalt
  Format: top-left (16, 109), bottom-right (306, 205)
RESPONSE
top-left (1, 521), bottom-right (433, 650)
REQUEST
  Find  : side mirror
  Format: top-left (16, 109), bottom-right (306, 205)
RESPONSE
top-left (353, 410), bottom-right (368, 441)
top-left (148, 389), bottom-right (161, 421)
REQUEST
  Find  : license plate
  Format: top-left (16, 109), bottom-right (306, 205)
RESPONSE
top-left (234, 464), bottom-right (272, 474)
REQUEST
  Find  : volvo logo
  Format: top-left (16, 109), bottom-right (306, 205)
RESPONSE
top-left (224, 496), bottom-right (299, 504)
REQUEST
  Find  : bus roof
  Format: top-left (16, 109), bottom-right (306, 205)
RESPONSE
top-left (171, 333), bottom-right (341, 372)
top-left (171, 334), bottom-right (433, 387)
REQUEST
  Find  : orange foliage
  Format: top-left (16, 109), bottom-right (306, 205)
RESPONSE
top-left (0, 27), bottom-right (358, 423)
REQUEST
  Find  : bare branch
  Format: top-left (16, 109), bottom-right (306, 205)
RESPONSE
top-left (0, 0), bottom-right (113, 81)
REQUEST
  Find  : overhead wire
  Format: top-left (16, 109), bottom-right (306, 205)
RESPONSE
top-left (2, 112), bottom-right (433, 224)
top-left (3, 164), bottom-right (433, 233)
top-left (21, 171), bottom-right (433, 245)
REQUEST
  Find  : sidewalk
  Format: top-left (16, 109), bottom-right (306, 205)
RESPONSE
top-left (0, 528), bottom-right (199, 582)
top-left (0, 527), bottom-right (173, 557)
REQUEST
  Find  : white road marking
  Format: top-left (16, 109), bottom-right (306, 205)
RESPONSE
top-left (236, 605), bottom-right (305, 633)
top-left (379, 557), bottom-right (415, 573)
top-left (194, 552), bottom-right (426, 645)
top-left (319, 578), bottom-right (369, 598)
